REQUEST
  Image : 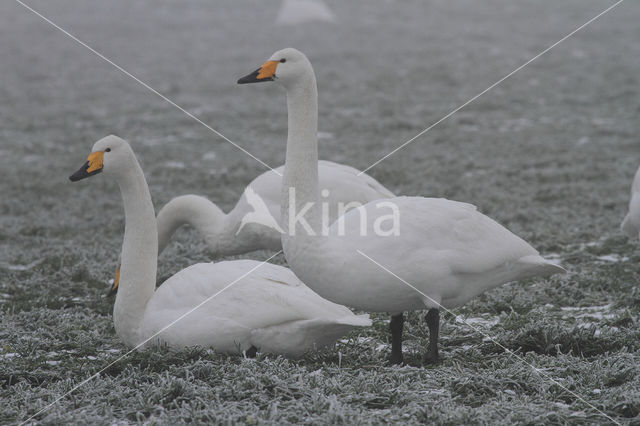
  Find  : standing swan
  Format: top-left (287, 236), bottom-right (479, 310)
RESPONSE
top-left (155, 161), bottom-right (394, 257)
top-left (238, 48), bottom-right (565, 364)
top-left (70, 135), bottom-right (371, 356)
top-left (621, 164), bottom-right (640, 239)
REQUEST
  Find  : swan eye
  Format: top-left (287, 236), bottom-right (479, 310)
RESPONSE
top-left (105, 148), bottom-right (111, 152)
top-left (280, 58), bottom-right (286, 63)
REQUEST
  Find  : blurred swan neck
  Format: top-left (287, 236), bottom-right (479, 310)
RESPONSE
top-left (113, 157), bottom-right (158, 346)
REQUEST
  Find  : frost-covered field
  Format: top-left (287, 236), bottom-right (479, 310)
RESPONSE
top-left (2, 0), bottom-right (640, 423)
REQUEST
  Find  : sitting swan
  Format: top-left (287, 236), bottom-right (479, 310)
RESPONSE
top-left (621, 164), bottom-right (640, 239)
top-left (238, 48), bottom-right (565, 365)
top-left (155, 161), bottom-right (394, 257)
top-left (70, 135), bottom-right (371, 356)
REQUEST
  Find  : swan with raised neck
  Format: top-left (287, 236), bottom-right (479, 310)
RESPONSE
top-left (238, 48), bottom-right (565, 365)
top-left (71, 135), bottom-right (157, 345)
top-left (69, 135), bottom-right (371, 355)
top-left (239, 48), bottom-right (323, 257)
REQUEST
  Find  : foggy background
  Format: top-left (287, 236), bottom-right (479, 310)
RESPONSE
top-left (2, 1), bottom-right (640, 423)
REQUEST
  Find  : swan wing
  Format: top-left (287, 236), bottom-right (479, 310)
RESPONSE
top-left (233, 161), bottom-right (394, 209)
top-left (140, 260), bottom-right (367, 352)
top-left (238, 186), bottom-right (284, 233)
top-left (301, 197), bottom-right (562, 311)
top-left (227, 161), bottom-right (393, 222)
top-left (251, 314), bottom-right (371, 358)
top-left (225, 168), bottom-right (283, 228)
top-left (226, 161), bottom-right (393, 237)
top-left (352, 197), bottom-right (544, 275)
top-left (318, 160), bottom-right (395, 199)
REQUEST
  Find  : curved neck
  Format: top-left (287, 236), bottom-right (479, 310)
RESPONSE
top-left (156, 195), bottom-right (227, 256)
top-left (281, 72), bottom-right (321, 238)
top-left (113, 155), bottom-right (158, 346)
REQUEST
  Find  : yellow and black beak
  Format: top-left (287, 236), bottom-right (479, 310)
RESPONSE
top-left (237, 60), bottom-right (279, 84)
top-left (107, 266), bottom-right (120, 297)
top-left (69, 151), bottom-right (105, 182)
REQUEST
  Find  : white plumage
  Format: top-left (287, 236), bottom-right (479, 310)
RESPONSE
top-left (140, 260), bottom-right (371, 357)
top-left (293, 196), bottom-right (565, 313)
top-left (155, 160), bottom-right (394, 257)
top-left (621, 165), bottom-right (640, 239)
top-left (70, 135), bottom-right (370, 357)
top-left (238, 48), bottom-right (564, 363)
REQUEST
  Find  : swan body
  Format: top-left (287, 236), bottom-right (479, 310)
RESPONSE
top-left (156, 161), bottom-right (394, 257)
top-left (70, 135), bottom-right (370, 357)
top-left (621, 165), bottom-right (640, 239)
top-left (290, 196), bottom-right (564, 313)
top-left (238, 48), bottom-right (564, 363)
top-left (140, 260), bottom-right (370, 356)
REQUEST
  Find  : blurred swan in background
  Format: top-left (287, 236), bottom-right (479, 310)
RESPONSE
top-left (276, 0), bottom-right (336, 25)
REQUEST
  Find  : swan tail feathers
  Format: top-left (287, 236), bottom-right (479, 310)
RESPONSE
top-left (332, 314), bottom-right (372, 327)
top-left (250, 315), bottom-right (371, 358)
top-left (517, 255), bottom-right (566, 277)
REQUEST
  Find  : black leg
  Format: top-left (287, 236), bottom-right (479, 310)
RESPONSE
top-left (389, 313), bottom-right (404, 365)
top-left (423, 308), bottom-right (440, 364)
top-left (246, 345), bottom-right (258, 358)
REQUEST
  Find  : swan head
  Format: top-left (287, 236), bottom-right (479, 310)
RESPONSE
top-left (237, 48), bottom-right (312, 89)
top-left (69, 135), bottom-right (131, 182)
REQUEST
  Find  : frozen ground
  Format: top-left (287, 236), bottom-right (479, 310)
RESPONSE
top-left (1, 0), bottom-right (640, 423)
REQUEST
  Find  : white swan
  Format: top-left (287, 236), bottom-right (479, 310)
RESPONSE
top-left (238, 48), bottom-right (565, 365)
top-left (621, 165), bottom-right (640, 239)
top-left (70, 135), bottom-right (371, 357)
top-left (155, 161), bottom-right (394, 257)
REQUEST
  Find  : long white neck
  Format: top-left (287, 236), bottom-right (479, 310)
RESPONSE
top-left (113, 155), bottom-right (158, 347)
top-left (156, 194), bottom-right (228, 256)
top-left (281, 69), bottom-right (321, 250)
